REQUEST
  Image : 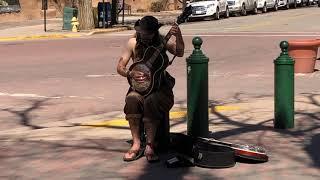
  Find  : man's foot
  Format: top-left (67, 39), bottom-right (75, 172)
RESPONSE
top-left (123, 149), bottom-right (144, 162)
top-left (144, 143), bottom-right (160, 163)
top-left (123, 144), bottom-right (144, 162)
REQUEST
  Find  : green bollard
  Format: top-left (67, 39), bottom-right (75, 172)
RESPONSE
top-left (274, 41), bottom-right (295, 129)
top-left (186, 37), bottom-right (209, 137)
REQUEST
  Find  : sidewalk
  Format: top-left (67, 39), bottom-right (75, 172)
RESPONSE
top-left (0, 11), bottom-right (180, 42)
top-left (0, 18), bottom-right (130, 42)
top-left (0, 94), bottom-right (319, 179)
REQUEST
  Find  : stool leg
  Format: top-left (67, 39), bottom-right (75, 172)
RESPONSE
top-left (139, 119), bottom-right (146, 144)
top-left (155, 112), bottom-right (170, 153)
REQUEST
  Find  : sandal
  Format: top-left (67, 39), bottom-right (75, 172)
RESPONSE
top-left (144, 143), bottom-right (160, 163)
top-left (123, 148), bottom-right (144, 162)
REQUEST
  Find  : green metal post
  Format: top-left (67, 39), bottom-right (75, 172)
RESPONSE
top-left (274, 41), bottom-right (295, 129)
top-left (186, 37), bottom-right (209, 137)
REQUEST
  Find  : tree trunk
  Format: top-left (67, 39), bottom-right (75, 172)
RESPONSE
top-left (78, 0), bottom-right (94, 30)
top-left (111, 0), bottom-right (118, 25)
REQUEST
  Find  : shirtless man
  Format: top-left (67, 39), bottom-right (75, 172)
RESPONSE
top-left (117, 16), bottom-right (184, 162)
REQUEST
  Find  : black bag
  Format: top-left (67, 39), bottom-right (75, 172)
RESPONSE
top-left (169, 133), bottom-right (236, 169)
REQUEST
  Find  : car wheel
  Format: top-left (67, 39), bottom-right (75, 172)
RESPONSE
top-left (293, 0), bottom-right (297, 8)
top-left (306, 0), bottom-right (310, 6)
top-left (225, 7), bottom-right (230, 18)
top-left (262, 3), bottom-right (267, 13)
top-left (253, 3), bottom-right (258, 14)
top-left (186, 17), bottom-right (193, 22)
top-left (274, 1), bottom-right (278, 11)
top-left (215, 7), bottom-right (220, 20)
top-left (318, 0), bottom-right (320, 7)
top-left (241, 3), bottom-right (247, 16)
top-left (286, 0), bottom-right (290, 9)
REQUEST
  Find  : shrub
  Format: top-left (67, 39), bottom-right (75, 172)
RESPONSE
top-left (150, 1), bottom-right (163, 12)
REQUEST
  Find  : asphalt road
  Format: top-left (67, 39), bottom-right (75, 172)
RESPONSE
top-left (0, 6), bottom-right (320, 130)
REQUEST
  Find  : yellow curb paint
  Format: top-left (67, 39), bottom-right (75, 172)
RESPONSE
top-left (81, 105), bottom-right (240, 128)
top-left (213, 106), bottom-right (240, 111)
top-left (82, 118), bottom-right (129, 127)
top-left (169, 111), bottom-right (187, 119)
top-left (0, 34), bottom-right (82, 42)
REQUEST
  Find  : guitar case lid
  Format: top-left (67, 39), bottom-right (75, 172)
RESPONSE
top-left (194, 140), bottom-right (236, 168)
top-left (170, 133), bottom-right (236, 169)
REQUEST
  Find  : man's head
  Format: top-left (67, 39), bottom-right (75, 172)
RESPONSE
top-left (134, 16), bottom-right (163, 45)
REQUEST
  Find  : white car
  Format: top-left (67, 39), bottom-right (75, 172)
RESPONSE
top-left (187, 0), bottom-right (229, 20)
top-left (278, 0), bottom-right (297, 9)
top-left (257, 0), bottom-right (278, 12)
top-left (227, 0), bottom-right (259, 16)
top-left (308, 0), bottom-right (319, 5)
top-left (296, 0), bottom-right (311, 6)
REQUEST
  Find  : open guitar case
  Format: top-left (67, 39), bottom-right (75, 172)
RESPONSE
top-left (167, 133), bottom-right (236, 169)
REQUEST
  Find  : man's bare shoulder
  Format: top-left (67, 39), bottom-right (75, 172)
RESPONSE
top-left (127, 37), bottom-right (137, 49)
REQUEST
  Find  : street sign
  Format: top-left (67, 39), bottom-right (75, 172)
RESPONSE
top-left (42, 0), bottom-right (48, 10)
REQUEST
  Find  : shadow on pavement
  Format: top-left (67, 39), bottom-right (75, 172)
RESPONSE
top-left (1, 98), bottom-right (51, 129)
top-left (208, 93), bottom-right (320, 170)
top-left (305, 134), bottom-right (320, 168)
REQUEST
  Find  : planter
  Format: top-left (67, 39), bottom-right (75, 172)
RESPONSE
top-left (288, 39), bottom-right (319, 73)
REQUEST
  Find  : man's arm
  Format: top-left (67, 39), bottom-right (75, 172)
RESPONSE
top-left (166, 25), bottom-right (185, 57)
top-left (117, 38), bottom-right (134, 77)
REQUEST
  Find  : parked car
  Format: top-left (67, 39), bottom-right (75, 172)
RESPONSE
top-left (296, 0), bottom-right (316, 6)
top-left (257, 0), bottom-right (278, 12)
top-left (227, 0), bottom-right (259, 16)
top-left (308, 0), bottom-right (319, 5)
top-left (278, 0), bottom-right (297, 9)
top-left (186, 0), bottom-right (230, 21)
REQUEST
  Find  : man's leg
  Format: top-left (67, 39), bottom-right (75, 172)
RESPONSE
top-left (123, 91), bottom-right (144, 161)
top-left (143, 120), bottom-right (159, 161)
top-left (143, 86), bottom-right (174, 161)
top-left (125, 118), bottom-right (141, 158)
top-left (143, 95), bottom-right (161, 162)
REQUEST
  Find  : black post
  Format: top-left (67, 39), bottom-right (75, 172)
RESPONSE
top-left (122, 0), bottom-right (124, 25)
top-left (42, 0), bottom-right (48, 32)
top-left (106, 2), bottom-right (109, 28)
top-left (102, 0), bottom-right (106, 28)
top-left (44, 9), bottom-right (46, 32)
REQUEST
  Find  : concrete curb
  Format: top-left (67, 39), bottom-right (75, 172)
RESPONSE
top-left (79, 105), bottom-right (242, 128)
top-left (0, 34), bottom-right (83, 42)
top-left (0, 26), bottom-right (132, 42)
top-left (86, 26), bottom-right (132, 36)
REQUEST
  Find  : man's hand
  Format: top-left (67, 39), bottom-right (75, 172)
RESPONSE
top-left (129, 70), bottom-right (146, 82)
top-left (169, 24), bottom-right (182, 37)
top-left (166, 24), bottom-right (185, 57)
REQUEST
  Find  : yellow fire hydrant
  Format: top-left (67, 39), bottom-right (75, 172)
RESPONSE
top-left (71, 17), bottom-right (79, 32)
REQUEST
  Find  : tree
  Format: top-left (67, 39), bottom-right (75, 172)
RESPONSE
top-left (77, 0), bottom-right (94, 30)
top-left (178, 0), bottom-right (187, 10)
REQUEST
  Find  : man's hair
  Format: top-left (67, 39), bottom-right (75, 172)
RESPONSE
top-left (134, 16), bottom-right (164, 59)
top-left (134, 16), bottom-right (163, 33)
